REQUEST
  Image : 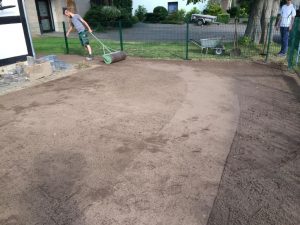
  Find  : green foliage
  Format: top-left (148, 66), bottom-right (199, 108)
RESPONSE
top-left (153, 6), bottom-right (168, 21)
top-left (187, 0), bottom-right (205, 4)
top-left (239, 36), bottom-right (253, 46)
top-left (119, 8), bottom-right (133, 27)
top-left (101, 6), bottom-right (121, 20)
top-left (84, 6), bottom-right (104, 30)
top-left (144, 13), bottom-right (160, 23)
top-left (227, 6), bottom-right (239, 18)
top-left (135, 5), bottom-right (147, 21)
top-left (163, 9), bottom-right (186, 24)
top-left (217, 13), bottom-right (230, 24)
top-left (84, 5), bottom-right (135, 29)
top-left (131, 16), bottom-right (139, 24)
top-left (240, 0), bottom-right (251, 15)
top-left (203, 3), bottom-right (223, 16)
top-left (239, 7), bottom-right (248, 18)
top-left (113, 0), bottom-right (132, 15)
top-left (185, 7), bottom-right (200, 22)
top-left (227, 6), bottom-right (249, 18)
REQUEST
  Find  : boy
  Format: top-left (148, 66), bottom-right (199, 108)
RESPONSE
top-left (64, 9), bottom-right (93, 60)
top-left (276, 0), bottom-right (296, 57)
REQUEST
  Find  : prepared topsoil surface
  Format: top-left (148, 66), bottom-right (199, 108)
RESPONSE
top-left (0, 58), bottom-right (299, 225)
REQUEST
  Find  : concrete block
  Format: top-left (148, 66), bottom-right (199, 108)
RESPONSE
top-left (24, 61), bottom-right (53, 80)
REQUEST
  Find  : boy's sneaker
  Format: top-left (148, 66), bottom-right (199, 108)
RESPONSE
top-left (86, 55), bottom-right (94, 61)
top-left (277, 53), bottom-right (286, 57)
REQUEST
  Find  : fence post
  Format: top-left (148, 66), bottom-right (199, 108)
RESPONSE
top-left (119, 20), bottom-right (124, 51)
top-left (185, 22), bottom-right (189, 60)
top-left (62, 22), bottom-right (69, 54)
top-left (265, 17), bottom-right (275, 63)
top-left (288, 17), bottom-right (300, 69)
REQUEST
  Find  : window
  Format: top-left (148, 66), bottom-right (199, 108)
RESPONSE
top-left (168, 2), bottom-right (178, 13)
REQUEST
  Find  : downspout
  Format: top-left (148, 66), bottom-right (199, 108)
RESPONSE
top-left (22, 0), bottom-right (36, 58)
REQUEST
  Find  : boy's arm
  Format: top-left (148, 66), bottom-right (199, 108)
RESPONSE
top-left (66, 22), bottom-right (74, 37)
top-left (276, 16), bottom-right (281, 30)
top-left (79, 18), bottom-right (93, 33)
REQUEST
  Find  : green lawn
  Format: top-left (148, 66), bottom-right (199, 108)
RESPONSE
top-left (32, 36), bottom-right (281, 61)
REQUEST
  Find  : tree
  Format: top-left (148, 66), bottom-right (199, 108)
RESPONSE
top-left (244, 0), bottom-right (280, 44)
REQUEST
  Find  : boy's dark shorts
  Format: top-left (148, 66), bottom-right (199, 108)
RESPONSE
top-left (78, 30), bottom-right (89, 46)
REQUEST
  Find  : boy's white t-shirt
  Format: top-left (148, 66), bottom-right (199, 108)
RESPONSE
top-left (280, 4), bottom-right (296, 27)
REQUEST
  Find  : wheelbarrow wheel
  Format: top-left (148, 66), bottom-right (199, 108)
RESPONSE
top-left (215, 48), bottom-right (223, 55)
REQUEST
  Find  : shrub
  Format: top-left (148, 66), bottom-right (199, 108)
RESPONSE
top-left (119, 8), bottom-right (133, 27)
top-left (227, 6), bottom-right (248, 18)
top-left (239, 36), bottom-right (253, 46)
top-left (101, 6), bottom-right (121, 21)
top-left (163, 9), bottom-right (186, 24)
top-left (227, 6), bottom-right (239, 18)
top-left (144, 13), bottom-right (160, 23)
top-left (113, 0), bottom-right (132, 15)
top-left (185, 7), bottom-right (200, 22)
top-left (84, 6), bottom-right (104, 29)
top-left (131, 16), bottom-right (139, 24)
top-left (239, 7), bottom-right (248, 18)
top-left (135, 5), bottom-right (147, 21)
top-left (203, 3), bottom-right (223, 16)
top-left (98, 6), bottom-right (121, 27)
top-left (153, 6), bottom-right (168, 21)
top-left (217, 13), bottom-right (230, 24)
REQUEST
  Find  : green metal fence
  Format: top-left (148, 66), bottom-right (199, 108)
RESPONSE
top-left (32, 17), bottom-right (284, 63)
top-left (287, 17), bottom-right (300, 70)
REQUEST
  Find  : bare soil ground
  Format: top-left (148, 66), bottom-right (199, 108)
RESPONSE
top-left (0, 58), bottom-right (299, 225)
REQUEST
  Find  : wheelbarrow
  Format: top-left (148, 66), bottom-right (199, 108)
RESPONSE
top-left (190, 37), bottom-right (225, 55)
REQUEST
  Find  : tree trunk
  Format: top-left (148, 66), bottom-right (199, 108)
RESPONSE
top-left (245, 0), bottom-right (280, 44)
top-left (260, 0), bottom-right (280, 44)
top-left (245, 0), bottom-right (264, 43)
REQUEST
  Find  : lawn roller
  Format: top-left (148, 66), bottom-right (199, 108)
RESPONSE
top-left (90, 33), bottom-right (126, 64)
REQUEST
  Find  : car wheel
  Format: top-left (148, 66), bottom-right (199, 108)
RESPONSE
top-left (197, 20), bottom-right (204, 26)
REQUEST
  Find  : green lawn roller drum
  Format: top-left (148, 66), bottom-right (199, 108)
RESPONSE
top-left (90, 33), bottom-right (126, 64)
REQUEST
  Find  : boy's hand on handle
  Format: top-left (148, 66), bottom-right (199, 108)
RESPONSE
top-left (88, 29), bottom-right (93, 33)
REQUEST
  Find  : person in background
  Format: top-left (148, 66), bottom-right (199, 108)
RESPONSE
top-left (64, 9), bottom-right (93, 60)
top-left (276, 0), bottom-right (296, 57)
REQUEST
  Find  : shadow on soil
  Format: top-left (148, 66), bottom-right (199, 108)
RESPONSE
top-left (26, 151), bottom-right (87, 225)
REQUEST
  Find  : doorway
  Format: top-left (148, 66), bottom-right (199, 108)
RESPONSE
top-left (36, 0), bottom-right (54, 33)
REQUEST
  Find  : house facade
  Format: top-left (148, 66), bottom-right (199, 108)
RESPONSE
top-left (0, 0), bottom-right (34, 66)
top-left (132, 0), bottom-right (208, 14)
top-left (24, 0), bottom-right (90, 35)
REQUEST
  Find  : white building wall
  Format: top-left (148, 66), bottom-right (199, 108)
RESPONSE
top-left (57, 0), bottom-right (90, 31)
top-left (51, 0), bottom-right (65, 32)
top-left (132, 0), bottom-right (208, 14)
top-left (23, 0), bottom-right (40, 35)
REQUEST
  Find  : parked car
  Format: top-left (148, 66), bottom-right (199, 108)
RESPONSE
top-left (191, 14), bottom-right (219, 26)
